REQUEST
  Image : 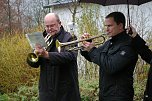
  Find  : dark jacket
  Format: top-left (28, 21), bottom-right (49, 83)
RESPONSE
top-left (27, 26), bottom-right (81, 101)
top-left (81, 31), bottom-right (138, 101)
top-left (132, 34), bottom-right (152, 101)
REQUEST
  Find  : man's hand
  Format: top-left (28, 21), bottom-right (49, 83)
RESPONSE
top-left (127, 26), bottom-right (138, 38)
top-left (35, 43), bottom-right (49, 59)
top-left (81, 33), bottom-right (95, 52)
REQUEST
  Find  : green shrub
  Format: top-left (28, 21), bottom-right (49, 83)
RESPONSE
top-left (0, 34), bottom-right (39, 93)
top-left (0, 78), bottom-right (148, 101)
top-left (7, 82), bottom-right (38, 101)
top-left (0, 93), bottom-right (9, 101)
top-left (79, 78), bottom-right (99, 101)
top-left (134, 79), bottom-right (147, 101)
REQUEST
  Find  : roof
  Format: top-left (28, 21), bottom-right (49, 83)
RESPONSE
top-left (43, 0), bottom-right (74, 8)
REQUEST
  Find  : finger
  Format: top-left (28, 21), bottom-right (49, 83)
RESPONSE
top-left (35, 43), bottom-right (42, 49)
top-left (34, 48), bottom-right (42, 56)
top-left (83, 42), bottom-right (91, 47)
top-left (34, 49), bottom-right (39, 54)
top-left (81, 34), bottom-right (88, 39)
top-left (82, 41), bottom-right (89, 45)
top-left (81, 33), bottom-right (90, 39)
top-left (84, 33), bottom-right (90, 38)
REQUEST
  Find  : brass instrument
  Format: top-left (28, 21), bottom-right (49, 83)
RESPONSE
top-left (56, 34), bottom-right (106, 52)
top-left (27, 34), bottom-right (52, 63)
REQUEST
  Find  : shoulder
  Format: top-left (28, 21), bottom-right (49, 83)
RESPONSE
top-left (117, 35), bottom-right (137, 56)
top-left (64, 31), bottom-right (77, 41)
top-left (118, 34), bottom-right (132, 47)
top-left (118, 35), bottom-right (135, 53)
top-left (64, 31), bottom-right (72, 37)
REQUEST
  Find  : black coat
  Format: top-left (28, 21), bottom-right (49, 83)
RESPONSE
top-left (27, 26), bottom-right (81, 101)
top-left (132, 34), bottom-right (152, 101)
top-left (81, 31), bottom-right (138, 101)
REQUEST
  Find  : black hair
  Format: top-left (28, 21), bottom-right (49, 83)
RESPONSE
top-left (106, 12), bottom-right (126, 29)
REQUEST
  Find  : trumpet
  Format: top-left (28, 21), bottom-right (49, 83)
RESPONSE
top-left (56, 34), bottom-right (106, 52)
top-left (27, 34), bottom-right (52, 63)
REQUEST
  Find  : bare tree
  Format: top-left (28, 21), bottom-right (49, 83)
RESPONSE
top-left (0, 0), bottom-right (12, 34)
top-left (8, 0), bottom-right (12, 34)
top-left (0, 0), bottom-right (8, 34)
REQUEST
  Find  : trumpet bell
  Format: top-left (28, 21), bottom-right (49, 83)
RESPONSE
top-left (27, 53), bottom-right (38, 63)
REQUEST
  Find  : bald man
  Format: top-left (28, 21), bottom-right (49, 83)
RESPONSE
top-left (27, 13), bottom-right (81, 101)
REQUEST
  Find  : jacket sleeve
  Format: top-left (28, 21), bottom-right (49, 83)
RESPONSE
top-left (48, 51), bottom-right (77, 65)
top-left (133, 34), bottom-right (152, 64)
top-left (88, 45), bottom-right (137, 74)
top-left (48, 33), bottom-right (78, 65)
top-left (80, 50), bottom-right (93, 62)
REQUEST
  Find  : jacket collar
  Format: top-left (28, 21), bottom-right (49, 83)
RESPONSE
top-left (110, 31), bottom-right (126, 42)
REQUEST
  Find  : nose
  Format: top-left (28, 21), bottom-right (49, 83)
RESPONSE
top-left (47, 26), bottom-right (54, 32)
top-left (48, 26), bottom-right (52, 30)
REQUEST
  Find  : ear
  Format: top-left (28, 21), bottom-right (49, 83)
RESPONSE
top-left (119, 23), bottom-right (123, 29)
top-left (58, 22), bottom-right (61, 28)
top-left (59, 21), bottom-right (61, 25)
